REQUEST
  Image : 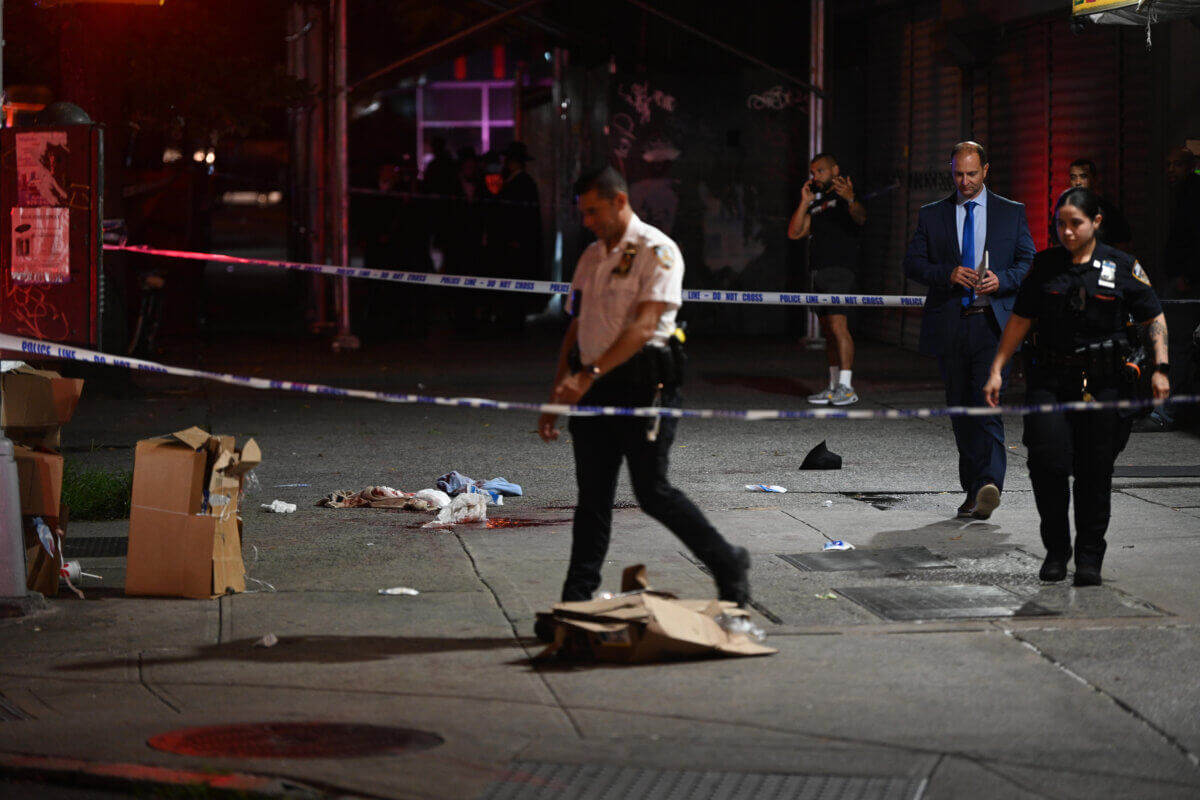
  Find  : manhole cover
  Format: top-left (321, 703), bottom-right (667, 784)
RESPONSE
top-left (779, 546), bottom-right (954, 572)
top-left (475, 762), bottom-right (923, 800)
top-left (835, 585), bottom-right (1056, 621)
top-left (62, 537), bottom-right (128, 558)
top-left (148, 722), bottom-right (443, 759)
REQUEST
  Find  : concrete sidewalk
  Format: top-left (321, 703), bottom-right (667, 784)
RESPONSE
top-left (2, 333), bottom-right (1198, 799)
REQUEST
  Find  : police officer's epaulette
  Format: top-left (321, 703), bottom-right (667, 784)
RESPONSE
top-left (612, 243), bottom-right (637, 276)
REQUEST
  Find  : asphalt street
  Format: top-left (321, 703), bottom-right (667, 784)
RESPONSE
top-left (2, 327), bottom-right (1199, 800)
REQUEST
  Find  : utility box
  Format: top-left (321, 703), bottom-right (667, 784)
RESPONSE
top-left (0, 124), bottom-right (103, 354)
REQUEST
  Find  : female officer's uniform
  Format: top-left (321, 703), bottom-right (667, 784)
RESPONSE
top-left (1014, 240), bottom-right (1162, 578)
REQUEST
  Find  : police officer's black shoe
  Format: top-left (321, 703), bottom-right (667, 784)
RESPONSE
top-left (1039, 549), bottom-right (1072, 582)
top-left (533, 614), bottom-right (556, 643)
top-left (1073, 566), bottom-right (1103, 587)
top-left (717, 546), bottom-right (752, 607)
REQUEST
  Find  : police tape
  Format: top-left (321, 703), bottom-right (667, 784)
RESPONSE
top-left (102, 242), bottom-right (920, 306)
top-left (102, 243), bottom-right (1200, 307)
top-left (3, 333), bottom-right (1194, 422)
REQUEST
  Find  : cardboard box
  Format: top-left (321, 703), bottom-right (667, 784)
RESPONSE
top-left (23, 511), bottom-right (67, 597)
top-left (537, 565), bottom-right (777, 663)
top-left (1, 365), bottom-right (84, 447)
top-left (125, 426), bottom-right (261, 599)
top-left (13, 445), bottom-right (63, 517)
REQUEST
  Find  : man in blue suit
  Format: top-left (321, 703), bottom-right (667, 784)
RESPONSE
top-left (903, 141), bottom-right (1035, 519)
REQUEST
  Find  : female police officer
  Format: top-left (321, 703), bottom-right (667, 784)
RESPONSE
top-left (983, 187), bottom-right (1169, 587)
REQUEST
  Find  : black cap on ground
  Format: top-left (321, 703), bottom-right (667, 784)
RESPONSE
top-left (800, 440), bottom-right (842, 470)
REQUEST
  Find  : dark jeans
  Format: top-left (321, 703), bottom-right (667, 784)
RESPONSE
top-left (938, 311), bottom-right (1011, 495)
top-left (562, 388), bottom-right (738, 602)
top-left (1023, 377), bottom-right (1131, 569)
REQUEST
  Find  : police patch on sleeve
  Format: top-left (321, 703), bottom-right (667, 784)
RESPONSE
top-left (1132, 261), bottom-right (1151, 286)
top-left (652, 245), bottom-right (674, 270)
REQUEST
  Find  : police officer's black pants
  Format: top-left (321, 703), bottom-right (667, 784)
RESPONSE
top-left (563, 389), bottom-right (739, 602)
top-left (1023, 381), bottom-right (1132, 570)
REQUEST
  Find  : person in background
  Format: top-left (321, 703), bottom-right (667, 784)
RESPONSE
top-left (903, 141), bottom-right (1035, 520)
top-left (1065, 159), bottom-right (1132, 252)
top-left (787, 153), bottom-right (867, 406)
top-left (984, 187), bottom-right (1168, 586)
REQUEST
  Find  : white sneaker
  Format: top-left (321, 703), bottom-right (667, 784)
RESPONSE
top-left (808, 386), bottom-right (835, 405)
top-left (830, 385), bottom-right (859, 406)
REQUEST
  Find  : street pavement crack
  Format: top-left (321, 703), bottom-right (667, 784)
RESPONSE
top-left (1002, 628), bottom-right (1200, 769)
top-left (137, 652), bottom-right (181, 714)
top-left (452, 531), bottom-right (585, 740)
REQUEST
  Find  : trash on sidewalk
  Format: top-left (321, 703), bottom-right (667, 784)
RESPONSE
top-left (422, 493), bottom-right (488, 528)
top-left (254, 633), bottom-right (279, 648)
top-left (823, 499), bottom-right (834, 507)
top-left (317, 486), bottom-right (438, 511)
top-left (3, 362), bottom-right (83, 598)
top-left (436, 471), bottom-right (523, 497)
top-left (823, 540), bottom-right (855, 551)
top-left (535, 565), bottom-right (776, 663)
top-left (800, 440), bottom-right (842, 470)
top-left (745, 484), bottom-right (787, 493)
top-left (415, 488), bottom-right (452, 509)
top-left (261, 499), bottom-right (296, 513)
top-left (378, 586), bottom-right (420, 596)
top-left (814, 592), bottom-right (838, 600)
top-left (125, 427), bottom-right (261, 599)
top-left (1, 362), bottom-right (84, 450)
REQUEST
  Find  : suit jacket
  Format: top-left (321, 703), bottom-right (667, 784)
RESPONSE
top-left (903, 189), bottom-right (1035, 356)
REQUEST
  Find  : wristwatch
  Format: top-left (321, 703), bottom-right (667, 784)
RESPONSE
top-left (1154, 363), bottom-right (1170, 376)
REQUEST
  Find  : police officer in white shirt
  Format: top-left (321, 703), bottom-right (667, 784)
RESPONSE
top-left (537, 166), bottom-right (751, 615)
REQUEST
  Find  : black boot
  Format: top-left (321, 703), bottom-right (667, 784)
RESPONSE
top-left (1039, 548), bottom-right (1072, 582)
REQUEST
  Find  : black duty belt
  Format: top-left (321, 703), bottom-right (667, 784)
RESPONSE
top-left (960, 306), bottom-right (988, 317)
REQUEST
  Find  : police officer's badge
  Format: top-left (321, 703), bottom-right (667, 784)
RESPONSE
top-left (652, 245), bottom-right (674, 270)
top-left (612, 244), bottom-right (637, 276)
top-left (1132, 261), bottom-right (1152, 286)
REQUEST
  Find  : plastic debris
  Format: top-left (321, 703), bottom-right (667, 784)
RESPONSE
top-left (378, 586), bottom-right (420, 596)
top-left (415, 488), bottom-right (452, 508)
top-left (423, 493), bottom-right (488, 527)
top-left (822, 499), bottom-right (834, 507)
top-left (33, 517), bottom-right (55, 556)
top-left (261, 499), bottom-right (297, 513)
top-left (823, 540), bottom-right (854, 551)
top-left (745, 484), bottom-right (787, 493)
top-left (273, 483), bottom-right (310, 488)
top-left (814, 592), bottom-right (838, 600)
top-left (254, 633), bottom-right (279, 648)
top-left (715, 613), bottom-right (767, 644)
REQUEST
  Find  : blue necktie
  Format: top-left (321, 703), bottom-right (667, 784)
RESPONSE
top-left (961, 200), bottom-right (977, 307)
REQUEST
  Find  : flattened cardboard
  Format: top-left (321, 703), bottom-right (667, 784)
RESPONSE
top-left (125, 427), bottom-right (256, 599)
top-left (13, 445), bottom-right (63, 516)
top-left (538, 564), bottom-right (776, 663)
top-left (0, 365), bottom-right (84, 431)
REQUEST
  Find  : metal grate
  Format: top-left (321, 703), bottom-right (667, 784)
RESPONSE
top-left (148, 722), bottom-right (443, 759)
top-left (62, 537), bottom-right (128, 558)
top-left (475, 762), bottom-right (924, 800)
top-left (779, 546), bottom-right (954, 573)
top-left (835, 585), bottom-right (1056, 622)
top-left (1112, 465), bottom-right (1200, 478)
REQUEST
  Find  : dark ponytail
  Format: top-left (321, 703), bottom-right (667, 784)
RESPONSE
top-left (1054, 187), bottom-right (1102, 220)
